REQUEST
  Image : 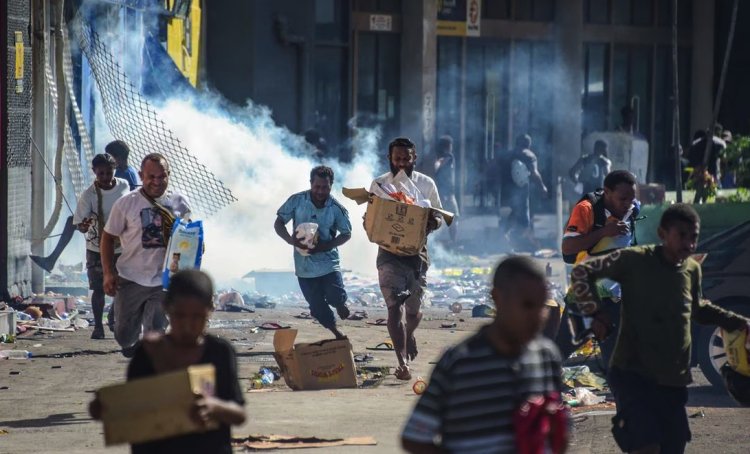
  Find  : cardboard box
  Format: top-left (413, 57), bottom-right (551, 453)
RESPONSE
top-left (343, 188), bottom-right (454, 256)
top-left (273, 329), bottom-right (357, 391)
top-left (97, 364), bottom-right (217, 446)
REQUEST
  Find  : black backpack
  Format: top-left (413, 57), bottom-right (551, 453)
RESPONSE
top-left (562, 190), bottom-right (640, 264)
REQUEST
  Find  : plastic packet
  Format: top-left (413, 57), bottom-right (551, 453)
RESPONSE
top-left (162, 218), bottom-right (205, 288)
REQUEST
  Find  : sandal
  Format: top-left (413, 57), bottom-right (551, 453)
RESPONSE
top-left (366, 319), bottom-right (388, 326)
top-left (353, 353), bottom-right (374, 363)
top-left (258, 322), bottom-right (291, 330)
top-left (366, 341), bottom-right (394, 351)
top-left (293, 312), bottom-right (312, 320)
top-left (440, 322), bottom-right (457, 329)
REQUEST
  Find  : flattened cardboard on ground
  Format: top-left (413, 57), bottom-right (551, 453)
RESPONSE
top-left (273, 329), bottom-right (357, 391)
top-left (233, 434), bottom-right (377, 450)
top-left (343, 188), bottom-right (454, 256)
top-left (97, 364), bottom-right (217, 446)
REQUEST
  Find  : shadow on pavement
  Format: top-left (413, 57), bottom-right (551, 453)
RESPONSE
top-left (688, 385), bottom-right (739, 408)
top-left (0, 412), bottom-right (90, 428)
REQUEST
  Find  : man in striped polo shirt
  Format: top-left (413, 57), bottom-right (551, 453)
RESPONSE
top-left (402, 256), bottom-right (568, 454)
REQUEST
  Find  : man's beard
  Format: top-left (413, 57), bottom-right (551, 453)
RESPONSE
top-left (390, 163), bottom-right (414, 177)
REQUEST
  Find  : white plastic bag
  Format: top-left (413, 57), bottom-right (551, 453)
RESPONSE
top-left (295, 222), bottom-right (319, 256)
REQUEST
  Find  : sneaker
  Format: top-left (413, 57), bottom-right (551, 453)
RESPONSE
top-left (91, 327), bottom-right (105, 340)
top-left (335, 304), bottom-right (351, 321)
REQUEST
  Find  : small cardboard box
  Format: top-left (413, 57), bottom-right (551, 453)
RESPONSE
top-left (273, 329), bottom-right (357, 391)
top-left (343, 187), bottom-right (454, 256)
top-left (97, 364), bottom-right (217, 446)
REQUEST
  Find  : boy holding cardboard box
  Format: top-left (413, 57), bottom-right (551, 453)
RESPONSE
top-left (89, 270), bottom-right (245, 452)
top-left (370, 137), bottom-right (443, 380)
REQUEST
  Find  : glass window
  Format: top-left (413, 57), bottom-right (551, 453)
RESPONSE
top-left (313, 46), bottom-right (348, 158)
top-left (484, 0), bottom-right (511, 19)
top-left (586, 0), bottom-right (610, 24)
top-left (613, 0), bottom-right (633, 25)
top-left (632, 0), bottom-right (653, 26)
top-left (354, 0), bottom-right (377, 12)
top-left (583, 43), bottom-right (609, 135)
top-left (515, 0), bottom-right (554, 21)
top-left (515, 0), bottom-right (533, 20)
top-left (533, 0), bottom-right (555, 21)
top-left (657, 0), bottom-right (691, 27)
top-left (377, 0), bottom-right (400, 13)
top-left (316, 0), bottom-right (348, 42)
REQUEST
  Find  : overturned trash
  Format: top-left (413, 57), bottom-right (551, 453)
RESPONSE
top-left (562, 365), bottom-right (608, 391)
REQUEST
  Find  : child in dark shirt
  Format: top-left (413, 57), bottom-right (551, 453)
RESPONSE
top-left (571, 204), bottom-right (750, 454)
top-left (90, 269), bottom-right (246, 453)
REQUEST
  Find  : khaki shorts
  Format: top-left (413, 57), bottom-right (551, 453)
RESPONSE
top-left (377, 259), bottom-right (427, 315)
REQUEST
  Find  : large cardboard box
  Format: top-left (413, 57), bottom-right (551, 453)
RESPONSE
top-left (97, 364), bottom-right (217, 446)
top-left (273, 329), bottom-right (357, 391)
top-left (343, 188), bottom-right (454, 256)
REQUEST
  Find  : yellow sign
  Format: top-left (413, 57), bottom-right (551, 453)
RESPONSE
top-left (437, 20), bottom-right (466, 37)
top-left (166, 0), bottom-right (202, 87)
top-left (14, 31), bottom-right (24, 93)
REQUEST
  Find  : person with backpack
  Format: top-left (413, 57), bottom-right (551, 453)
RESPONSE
top-left (569, 139), bottom-right (612, 195)
top-left (503, 134), bottom-right (548, 251)
top-left (558, 170), bottom-right (639, 362)
top-left (73, 153), bottom-right (130, 339)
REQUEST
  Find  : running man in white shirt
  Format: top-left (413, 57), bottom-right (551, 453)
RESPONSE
top-left (73, 153), bottom-right (130, 339)
top-left (370, 137), bottom-right (443, 380)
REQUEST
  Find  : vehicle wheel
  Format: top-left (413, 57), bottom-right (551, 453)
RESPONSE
top-left (697, 303), bottom-right (750, 389)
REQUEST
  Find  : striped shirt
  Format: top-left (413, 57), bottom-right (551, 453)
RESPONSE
top-left (402, 329), bottom-right (564, 453)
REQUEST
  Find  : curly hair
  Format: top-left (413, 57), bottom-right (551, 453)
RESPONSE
top-left (310, 165), bottom-right (334, 183)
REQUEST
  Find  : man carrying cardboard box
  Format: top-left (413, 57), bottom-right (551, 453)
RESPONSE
top-left (275, 166), bottom-right (353, 340)
top-left (370, 137), bottom-right (443, 380)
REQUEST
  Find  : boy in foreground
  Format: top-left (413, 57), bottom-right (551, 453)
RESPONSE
top-left (402, 256), bottom-right (568, 454)
top-left (570, 204), bottom-right (750, 454)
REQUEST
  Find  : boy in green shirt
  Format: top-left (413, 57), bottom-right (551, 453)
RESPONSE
top-left (570, 204), bottom-right (749, 454)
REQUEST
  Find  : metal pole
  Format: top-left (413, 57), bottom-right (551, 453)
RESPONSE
top-left (30, 0), bottom-right (48, 293)
top-left (702, 0), bottom-right (739, 168)
top-left (672, 0), bottom-right (683, 202)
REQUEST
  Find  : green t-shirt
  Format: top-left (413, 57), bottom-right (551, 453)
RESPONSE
top-left (570, 245), bottom-right (747, 387)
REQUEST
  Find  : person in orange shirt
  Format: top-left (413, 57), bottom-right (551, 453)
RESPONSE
top-left (558, 170), bottom-right (638, 362)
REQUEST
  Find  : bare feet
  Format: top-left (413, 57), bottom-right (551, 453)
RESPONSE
top-left (394, 364), bottom-right (412, 381)
top-left (407, 336), bottom-right (418, 362)
top-left (335, 304), bottom-right (351, 320)
top-left (331, 327), bottom-right (348, 340)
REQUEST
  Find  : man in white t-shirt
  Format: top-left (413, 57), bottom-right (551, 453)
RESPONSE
top-left (73, 153), bottom-right (130, 339)
top-left (370, 137), bottom-right (443, 381)
top-left (101, 153), bottom-right (191, 357)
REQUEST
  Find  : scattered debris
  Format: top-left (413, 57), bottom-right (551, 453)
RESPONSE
top-left (562, 365), bottom-right (607, 391)
top-left (232, 434), bottom-right (377, 450)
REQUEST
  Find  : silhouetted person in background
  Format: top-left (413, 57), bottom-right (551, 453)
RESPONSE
top-left (105, 140), bottom-right (140, 191)
top-left (434, 135), bottom-right (459, 243)
top-left (503, 134), bottom-right (548, 251)
top-left (569, 139), bottom-right (612, 195)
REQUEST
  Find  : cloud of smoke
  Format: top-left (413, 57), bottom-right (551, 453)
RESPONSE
top-left (153, 98), bottom-right (382, 288)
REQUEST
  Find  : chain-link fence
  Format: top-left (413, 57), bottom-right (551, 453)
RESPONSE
top-left (73, 19), bottom-right (236, 216)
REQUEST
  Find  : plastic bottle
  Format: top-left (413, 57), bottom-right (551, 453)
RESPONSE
top-left (0, 350), bottom-right (32, 359)
top-left (259, 368), bottom-right (275, 385)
